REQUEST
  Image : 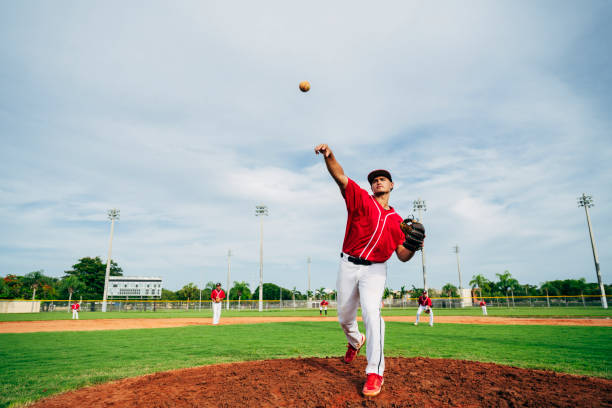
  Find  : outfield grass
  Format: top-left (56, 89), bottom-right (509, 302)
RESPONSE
top-left (1, 306), bottom-right (611, 321)
top-left (0, 322), bottom-right (610, 407)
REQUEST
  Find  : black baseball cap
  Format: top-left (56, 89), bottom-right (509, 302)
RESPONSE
top-left (216, 283), bottom-right (221, 286)
top-left (367, 169), bottom-right (392, 184)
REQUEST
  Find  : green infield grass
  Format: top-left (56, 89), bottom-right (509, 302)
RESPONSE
top-left (1, 306), bottom-right (611, 321)
top-left (0, 322), bottom-right (610, 407)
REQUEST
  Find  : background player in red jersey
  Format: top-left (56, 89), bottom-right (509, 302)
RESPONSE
top-left (320, 299), bottom-right (329, 316)
top-left (414, 290), bottom-right (433, 327)
top-left (315, 143), bottom-right (424, 398)
top-left (480, 299), bottom-right (488, 316)
top-left (211, 283), bottom-right (225, 325)
top-left (71, 301), bottom-right (80, 320)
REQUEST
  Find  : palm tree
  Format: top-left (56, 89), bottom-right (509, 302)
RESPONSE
top-left (230, 281), bottom-right (251, 300)
top-left (469, 274), bottom-right (491, 296)
top-left (315, 287), bottom-right (326, 300)
top-left (495, 271), bottom-right (519, 294)
top-left (441, 283), bottom-right (458, 297)
top-left (61, 276), bottom-right (85, 307)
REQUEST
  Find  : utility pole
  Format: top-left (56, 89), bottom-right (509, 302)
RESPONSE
top-left (577, 194), bottom-right (607, 309)
top-left (102, 209), bottom-right (120, 313)
top-left (413, 198), bottom-right (427, 290)
top-left (226, 249), bottom-right (231, 310)
top-left (255, 205), bottom-right (268, 312)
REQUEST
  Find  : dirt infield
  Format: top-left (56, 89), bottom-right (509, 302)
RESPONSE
top-left (30, 356), bottom-right (612, 407)
top-left (2, 315), bottom-right (611, 333)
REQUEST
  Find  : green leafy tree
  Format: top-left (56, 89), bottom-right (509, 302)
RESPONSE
top-left (0, 277), bottom-right (9, 298)
top-left (409, 286), bottom-right (425, 299)
top-left (58, 276), bottom-right (86, 303)
top-left (315, 287), bottom-right (327, 300)
top-left (2, 274), bottom-right (22, 298)
top-left (469, 274), bottom-right (492, 296)
top-left (441, 283), bottom-right (459, 297)
top-left (383, 287), bottom-right (393, 299)
top-left (63, 257), bottom-right (123, 299)
top-left (252, 283), bottom-right (293, 300)
top-left (229, 281), bottom-right (252, 300)
top-left (494, 271), bottom-right (519, 296)
top-left (161, 288), bottom-right (178, 300)
top-left (176, 283), bottom-right (199, 301)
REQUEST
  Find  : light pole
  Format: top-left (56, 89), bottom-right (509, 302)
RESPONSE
top-left (577, 194), bottom-right (607, 309)
top-left (102, 208), bottom-right (120, 313)
top-left (226, 249), bottom-right (232, 310)
top-left (413, 198), bottom-right (427, 290)
top-left (307, 256), bottom-right (312, 303)
top-left (255, 205), bottom-right (268, 312)
top-left (453, 245), bottom-right (463, 290)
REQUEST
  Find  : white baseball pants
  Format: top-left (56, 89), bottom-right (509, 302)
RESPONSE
top-left (72, 310), bottom-right (78, 319)
top-left (415, 305), bottom-right (433, 326)
top-left (212, 302), bottom-right (222, 324)
top-left (336, 254), bottom-right (387, 376)
top-left (481, 305), bottom-right (488, 316)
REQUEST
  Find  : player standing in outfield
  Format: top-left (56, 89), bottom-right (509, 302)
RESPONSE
top-left (320, 299), bottom-right (329, 316)
top-left (480, 299), bottom-right (488, 316)
top-left (211, 283), bottom-right (225, 325)
top-left (71, 301), bottom-right (80, 320)
top-left (414, 290), bottom-right (433, 327)
top-left (315, 143), bottom-right (425, 398)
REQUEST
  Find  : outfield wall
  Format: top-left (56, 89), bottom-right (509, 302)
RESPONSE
top-left (0, 301), bottom-right (41, 313)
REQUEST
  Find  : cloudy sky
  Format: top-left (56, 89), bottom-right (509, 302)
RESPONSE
top-left (1, 1), bottom-right (610, 292)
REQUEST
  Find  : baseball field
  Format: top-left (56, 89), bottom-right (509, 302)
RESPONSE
top-left (1, 307), bottom-right (611, 407)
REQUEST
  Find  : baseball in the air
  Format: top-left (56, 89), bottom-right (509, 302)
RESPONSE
top-left (299, 81), bottom-right (310, 92)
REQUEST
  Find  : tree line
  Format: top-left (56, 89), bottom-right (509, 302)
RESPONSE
top-left (2, 258), bottom-right (609, 301)
top-left (0, 257), bottom-right (326, 301)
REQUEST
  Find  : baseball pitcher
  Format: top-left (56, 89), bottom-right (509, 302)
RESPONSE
top-left (315, 144), bottom-right (425, 397)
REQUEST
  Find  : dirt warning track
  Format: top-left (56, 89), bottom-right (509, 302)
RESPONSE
top-left (1, 315), bottom-right (610, 333)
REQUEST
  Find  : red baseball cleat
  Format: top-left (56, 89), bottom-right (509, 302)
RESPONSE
top-left (362, 373), bottom-right (384, 397)
top-left (343, 334), bottom-right (365, 363)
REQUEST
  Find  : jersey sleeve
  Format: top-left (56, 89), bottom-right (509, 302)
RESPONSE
top-left (344, 178), bottom-right (368, 213)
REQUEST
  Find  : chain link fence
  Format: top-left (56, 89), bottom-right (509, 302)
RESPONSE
top-left (2, 294), bottom-right (609, 313)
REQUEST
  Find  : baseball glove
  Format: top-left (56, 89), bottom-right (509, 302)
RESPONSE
top-left (400, 217), bottom-right (425, 252)
top-left (425, 308), bottom-right (431, 314)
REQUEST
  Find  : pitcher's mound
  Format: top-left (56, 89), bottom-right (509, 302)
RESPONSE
top-left (32, 357), bottom-right (611, 407)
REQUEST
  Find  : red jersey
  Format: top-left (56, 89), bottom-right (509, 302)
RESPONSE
top-left (320, 300), bottom-right (329, 306)
top-left (211, 289), bottom-right (225, 300)
top-left (479, 301), bottom-right (486, 307)
top-left (71, 303), bottom-right (80, 311)
top-left (418, 296), bottom-right (432, 307)
top-left (342, 178), bottom-right (404, 262)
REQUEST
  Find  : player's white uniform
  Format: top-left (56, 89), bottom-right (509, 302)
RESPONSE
top-left (336, 178), bottom-right (405, 377)
top-left (480, 301), bottom-right (488, 316)
top-left (415, 295), bottom-right (433, 326)
top-left (71, 303), bottom-right (79, 320)
top-left (211, 288), bottom-right (225, 325)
